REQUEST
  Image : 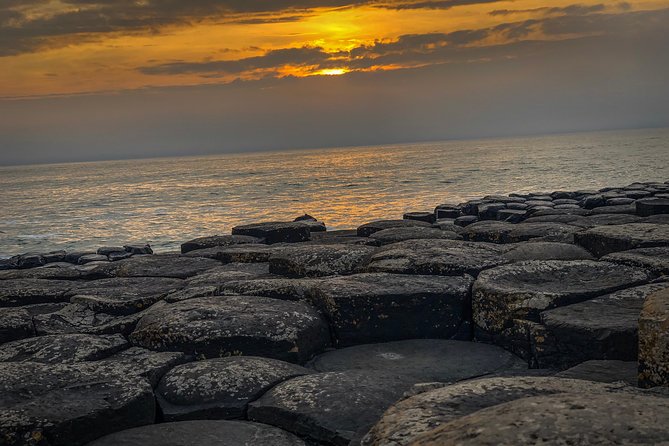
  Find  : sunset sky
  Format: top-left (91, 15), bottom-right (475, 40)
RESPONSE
top-left (1, 0), bottom-right (668, 164)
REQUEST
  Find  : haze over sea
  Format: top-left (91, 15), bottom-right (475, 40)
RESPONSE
top-left (1, 127), bottom-right (668, 258)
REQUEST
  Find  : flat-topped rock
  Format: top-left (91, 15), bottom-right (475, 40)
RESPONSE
top-left (34, 302), bottom-right (154, 336)
top-left (575, 223), bottom-right (669, 257)
top-left (185, 262), bottom-right (271, 287)
top-left (93, 347), bottom-right (189, 387)
top-left (403, 212), bottom-right (435, 223)
top-left (555, 360), bottom-right (638, 385)
top-left (180, 234), bottom-right (264, 254)
top-left (464, 221), bottom-right (581, 244)
top-left (89, 255), bottom-right (220, 279)
top-left (639, 287), bottom-right (669, 388)
top-left (0, 263), bottom-right (84, 280)
top-left (539, 283), bottom-right (669, 368)
top-left (130, 295), bottom-right (329, 363)
top-left (637, 197), bottom-right (669, 216)
top-left (0, 303), bottom-right (67, 344)
top-left (70, 277), bottom-right (184, 315)
top-left (473, 260), bottom-right (652, 333)
top-left (220, 278), bottom-right (320, 301)
top-left (365, 239), bottom-right (508, 276)
top-left (308, 339), bottom-right (525, 382)
top-left (185, 244), bottom-right (279, 263)
top-left (360, 376), bottom-right (659, 446)
top-left (0, 361), bottom-right (155, 446)
top-left (87, 420), bottom-right (307, 446)
top-left (308, 273), bottom-right (474, 346)
top-left (368, 227), bottom-right (460, 245)
top-left (357, 219), bottom-right (431, 237)
top-left (502, 242), bottom-right (594, 261)
top-left (0, 279), bottom-right (75, 307)
top-left (157, 357), bottom-right (311, 421)
top-left (164, 286), bottom-right (218, 303)
top-left (590, 203), bottom-right (637, 214)
top-left (248, 370), bottom-right (410, 446)
top-left (232, 221), bottom-right (311, 244)
top-left (268, 244), bottom-right (376, 277)
top-left (0, 333), bottom-right (128, 364)
top-left (308, 230), bottom-right (378, 246)
top-left (602, 246), bottom-right (669, 275)
top-left (409, 392), bottom-right (669, 446)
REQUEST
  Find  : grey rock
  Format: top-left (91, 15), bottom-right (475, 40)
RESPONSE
top-left (464, 221), bottom-right (581, 244)
top-left (528, 207), bottom-right (590, 217)
top-left (269, 244), bottom-right (376, 277)
top-left (357, 219), bottom-right (431, 237)
top-left (403, 212), bottom-right (435, 223)
top-left (453, 215), bottom-right (478, 226)
top-left (366, 239), bottom-right (508, 276)
top-left (164, 286), bottom-right (218, 303)
top-left (308, 273), bottom-right (474, 346)
top-left (581, 194), bottom-right (606, 209)
top-left (639, 287), bottom-right (669, 388)
top-left (220, 278), bottom-right (320, 301)
top-left (556, 360), bottom-right (638, 385)
top-left (34, 302), bottom-right (153, 336)
top-left (637, 197), bottom-right (669, 216)
top-left (232, 221), bottom-right (311, 244)
top-left (97, 247), bottom-right (126, 256)
top-left (184, 244), bottom-right (278, 263)
top-left (0, 303), bottom-right (67, 344)
top-left (180, 234), bottom-right (264, 254)
top-left (0, 361), bottom-right (155, 446)
top-left (0, 279), bottom-right (75, 307)
top-left (130, 295), bottom-right (330, 363)
top-left (123, 244), bottom-right (153, 255)
top-left (108, 251), bottom-right (133, 262)
top-left (502, 242), bottom-right (594, 261)
top-left (89, 255), bottom-right (220, 279)
top-left (606, 197), bottom-right (635, 205)
top-left (434, 204), bottom-right (460, 219)
top-left (79, 254), bottom-right (110, 264)
top-left (0, 333), bottom-right (128, 364)
top-left (86, 420), bottom-right (307, 446)
top-left (575, 223), bottom-right (669, 256)
top-left (583, 213), bottom-right (643, 226)
top-left (157, 357), bottom-right (311, 421)
top-left (93, 347), bottom-right (189, 387)
top-left (16, 253), bottom-right (46, 269)
top-left (369, 227), bottom-right (461, 245)
top-left (603, 246), bottom-right (669, 275)
top-left (477, 203), bottom-right (506, 220)
top-left (590, 204), bottom-right (637, 214)
top-left (0, 263), bottom-right (83, 280)
top-left (309, 230), bottom-right (378, 246)
top-left (496, 209), bottom-right (527, 223)
top-left (186, 262), bottom-right (271, 286)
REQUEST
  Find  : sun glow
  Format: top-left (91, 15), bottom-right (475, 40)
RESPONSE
top-left (318, 68), bottom-right (348, 76)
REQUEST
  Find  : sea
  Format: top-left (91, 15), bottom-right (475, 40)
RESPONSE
top-left (1, 127), bottom-right (668, 258)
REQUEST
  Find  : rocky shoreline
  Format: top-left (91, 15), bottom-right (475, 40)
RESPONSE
top-left (1, 181), bottom-right (669, 445)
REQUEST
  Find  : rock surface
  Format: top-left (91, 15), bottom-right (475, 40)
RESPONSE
top-left (602, 246), bottom-right (669, 275)
top-left (464, 221), bottom-right (581, 244)
top-left (357, 220), bottom-right (431, 237)
top-left (232, 221), bottom-right (311, 244)
top-left (639, 287), bottom-right (669, 388)
top-left (0, 333), bottom-right (127, 364)
top-left (502, 242), bottom-right (594, 261)
top-left (575, 223), bottom-right (669, 256)
top-left (268, 244), bottom-right (376, 277)
top-left (555, 360), bottom-right (638, 385)
top-left (180, 235), bottom-right (264, 254)
top-left (90, 255), bottom-right (220, 279)
top-left (368, 227), bottom-right (460, 245)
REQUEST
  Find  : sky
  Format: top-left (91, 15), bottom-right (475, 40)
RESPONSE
top-left (1, 0), bottom-right (668, 165)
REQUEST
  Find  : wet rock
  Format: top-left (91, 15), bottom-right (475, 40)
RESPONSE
top-left (220, 278), bottom-right (320, 301)
top-left (123, 244), bottom-right (153, 255)
top-left (477, 203), bottom-right (506, 220)
top-left (157, 357), bottom-right (311, 421)
top-left (34, 302), bottom-right (153, 336)
top-left (0, 361), bottom-right (155, 446)
top-left (0, 333), bottom-right (127, 364)
top-left (184, 244), bottom-right (278, 263)
top-left (0, 279), bottom-right (75, 307)
top-left (87, 420), bottom-right (307, 446)
top-left (89, 255), bottom-right (220, 279)
top-left (130, 295), bottom-right (330, 363)
top-left (539, 283), bottom-right (669, 368)
top-left (403, 212), bottom-right (435, 224)
top-left (502, 242), bottom-right (594, 261)
top-left (369, 227), bottom-right (460, 245)
top-left (357, 220), bottom-right (431, 237)
top-left (473, 260), bottom-right (651, 333)
top-left (639, 287), bottom-right (669, 388)
top-left (70, 277), bottom-right (184, 315)
top-left (366, 239), bottom-right (508, 276)
top-left (434, 204), bottom-right (460, 219)
top-left (637, 197), bottom-right (669, 216)
top-left (232, 221), bottom-right (311, 244)
top-left (464, 221), bottom-right (581, 244)
top-left (308, 339), bottom-right (525, 382)
top-left (555, 360), bottom-right (637, 385)
top-left (590, 204), bottom-right (637, 214)
top-left (269, 244), bottom-right (376, 277)
top-left (180, 234), bottom-right (263, 254)
top-left (409, 392), bottom-right (669, 446)
top-left (575, 223), bottom-right (669, 256)
top-left (94, 347), bottom-right (189, 387)
top-left (360, 376), bottom-right (659, 446)
top-left (308, 273), bottom-right (474, 346)
top-left (248, 370), bottom-right (410, 446)
top-left (602, 246), bottom-right (669, 275)
top-left (453, 215), bottom-right (478, 227)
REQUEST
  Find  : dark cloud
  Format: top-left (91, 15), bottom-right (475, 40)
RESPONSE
top-left (490, 4), bottom-right (606, 16)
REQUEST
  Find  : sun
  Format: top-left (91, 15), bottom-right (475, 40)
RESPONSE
top-left (318, 68), bottom-right (348, 76)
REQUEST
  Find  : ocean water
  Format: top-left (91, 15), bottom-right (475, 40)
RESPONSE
top-left (1, 128), bottom-right (668, 257)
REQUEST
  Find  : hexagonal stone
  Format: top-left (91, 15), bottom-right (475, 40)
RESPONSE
top-left (637, 197), bottom-right (669, 216)
top-left (130, 296), bottom-right (330, 363)
top-left (0, 263), bottom-right (83, 280)
top-left (308, 273), bottom-right (474, 346)
top-left (357, 220), bottom-right (431, 237)
top-left (308, 230), bottom-right (378, 246)
top-left (268, 244), bottom-right (376, 278)
top-left (0, 279), bottom-right (75, 307)
top-left (70, 277), bottom-right (184, 315)
top-left (590, 204), bottom-right (637, 215)
top-left (408, 393), bottom-right (669, 446)
top-left (365, 239), bottom-right (508, 276)
top-left (180, 234), bottom-right (264, 254)
top-left (89, 255), bottom-right (220, 279)
top-left (575, 223), bottom-right (669, 257)
top-left (220, 278), bottom-right (320, 301)
top-left (555, 360), bottom-right (638, 385)
top-left (232, 221), bottom-right (311, 244)
top-left (403, 212), bottom-right (435, 223)
top-left (0, 333), bottom-right (128, 364)
top-left (93, 347), bottom-right (189, 387)
top-left (87, 420), bottom-right (307, 446)
top-left (0, 361), bottom-right (155, 446)
top-left (368, 227), bottom-right (460, 245)
top-left (602, 246), bottom-right (669, 275)
top-left (539, 283), bottom-right (669, 368)
top-left (164, 286), bottom-right (218, 303)
top-left (248, 370), bottom-right (411, 446)
top-left (360, 376), bottom-right (659, 446)
top-left (464, 221), bottom-right (581, 244)
top-left (0, 303), bottom-right (67, 344)
top-left (185, 262), bottom-right (271, 287)
top-left (308, 339), bottom-right (525, 382)
top-left (502, 242), bottom-right (594, 261)
top-left (156, 357), bottom-right (311, 421)
top-left (33, 302), bottom-right (154, 336)
top-left (184, 244), bottom-right (279, 263)
top-left (473, 260), bottom-right (651, 333)
top-left (639, 287), bottom-right (669, 388)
